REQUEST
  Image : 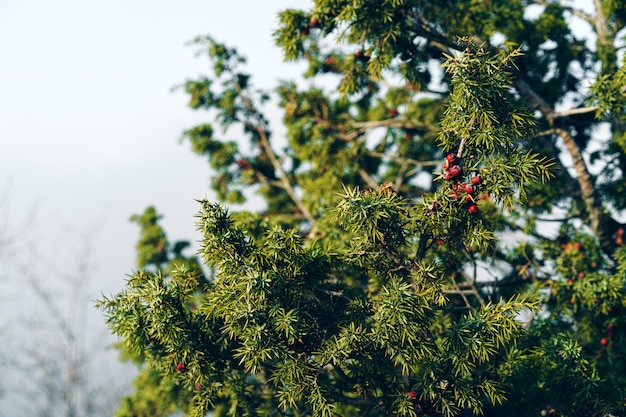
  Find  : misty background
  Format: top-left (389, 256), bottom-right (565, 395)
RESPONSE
top-left (0, 1), bottom-right (307, 415)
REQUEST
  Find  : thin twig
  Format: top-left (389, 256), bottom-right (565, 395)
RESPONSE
top-left (552, 106), bottom-right (599, 119)
top-left (235, 83), bottom-right (317, 227)
top-left (368, 151), bottom-right (441, 167)
top-left (358, 169), bottom-right (379, 190)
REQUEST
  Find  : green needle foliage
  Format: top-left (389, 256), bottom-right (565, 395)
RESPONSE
top-left (99, 1), bottom-right (626, 416)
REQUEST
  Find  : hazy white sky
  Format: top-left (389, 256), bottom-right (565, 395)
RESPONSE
top-left (1, 0), bottom-right (309, 294)
top-left (1, 2), bottom-right (310, 412)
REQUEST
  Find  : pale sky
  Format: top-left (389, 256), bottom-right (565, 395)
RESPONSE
top-left (0, 1), bottom-right (309, 413)
top-left (1, 0), bottom-right (309, 293)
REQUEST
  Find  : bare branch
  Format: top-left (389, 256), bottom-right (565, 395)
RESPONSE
top-left (554, 127), bottom-right (616, 254)
top-left (552, 106), bottom-right (599, 120)
top-left (531, 0), bottom-right (595, 25)
top-left (350, 118), bottom-right (432, 132)
top-left (338, 118), bottom-right (433, 143)
top-left (449, 279), bottom-right (473, 309)
top-left (514, 78), bottom-right (555, 122)
top-left (235, 84), bottom-right (317, 227)
top-left (514, 75), bottom-right (620, 255)
top-left (358, 168), bottom-right (379, 190)
top-left (368, 151), bottom-right (441, 168)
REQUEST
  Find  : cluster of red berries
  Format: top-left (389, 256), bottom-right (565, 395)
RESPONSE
top-left (441, 153), bottom-right (482, 214)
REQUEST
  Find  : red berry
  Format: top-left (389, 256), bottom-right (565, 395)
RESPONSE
top-left (432, 201), bottom-right (440, 210)
top-left (309, 18), bottom-right (321, 28)
top-left (408, 391), bottom-right (417, 400)
top-left (355, 50), bottom-right (370, 62)
top-left (443, 159), bottom-right (450, 169)
top-left (607, 323), bottom-right (616, 332)
top-left (609, 331), bottom-right (615, 339)
top-left (464, 184), bottom-right (476, 194)
top-left (437, 239), bottom-right (444, 246)
top-left (577, 272), bottom-right (584, 279)
top-left (467, 204), bottom-right (478, 214)
top-left (601, 337), bottom-right (608, 346)
top-left (575, 242), bottom-right (583, 251)
top-left (471, 175), bottom-right (482, 185)
top-left (302, 28), bottom-right (309, 35)
top-left (465, 195), bottom-right (473, 202)
top-left (450, 191), bottom-right (460, 200)
top-left (390, 108), bottom-right (398, 117)
top-left (567, 278), bottom-right (574, 284)
top-left (195, 383), bottom-right (202, 390)
top-left (449, 165), bottom-right (462, 177)
top-left (442, 170), bottom-right (452, 181)
top-left (445, 153), bottom-right (458, 165)
top-left (176, 362), bottom-right (186, 372)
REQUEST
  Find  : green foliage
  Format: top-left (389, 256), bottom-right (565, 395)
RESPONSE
top-left (130, 206), bottom-right (169, 269)
top-left (101, 1), bottom-right (626, 416)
